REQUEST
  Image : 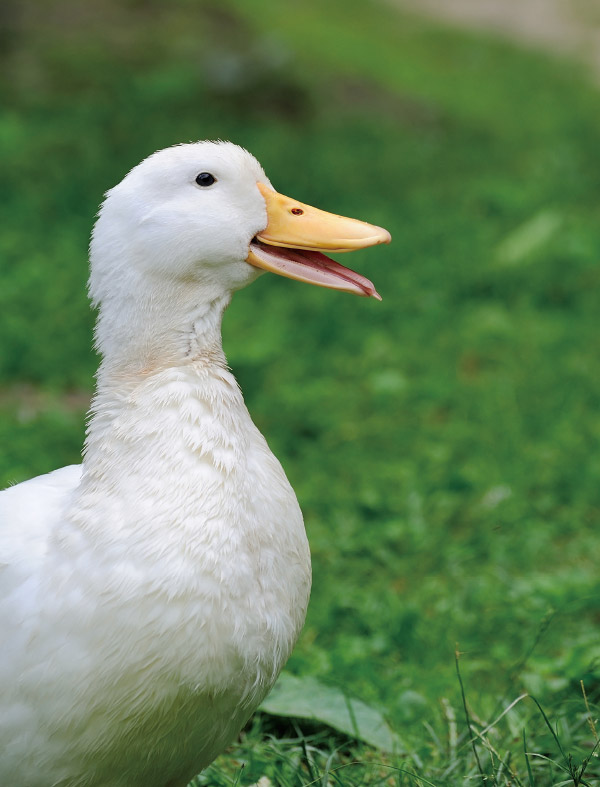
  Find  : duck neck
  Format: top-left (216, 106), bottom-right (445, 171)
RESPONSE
top-left (85, 282), bottom-right (240, 478)
top-left (94, 282), bottom-right (232, 390)
top-left (78, 284), bottom-right (248, 527)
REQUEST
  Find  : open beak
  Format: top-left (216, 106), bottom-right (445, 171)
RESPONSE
top-left (247, 182), bottom-right (390, 299)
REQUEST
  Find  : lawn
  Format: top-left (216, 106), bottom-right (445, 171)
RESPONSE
top-left (1, 1), bottom-right (600, 783)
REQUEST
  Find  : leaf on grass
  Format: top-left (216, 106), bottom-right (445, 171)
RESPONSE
top-left (259, 672), bottom-right (403, 753)
top-left (495, 210), bottom-right (563, 267)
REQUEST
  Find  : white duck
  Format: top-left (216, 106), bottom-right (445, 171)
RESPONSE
top-left (0, 141), bottom-right (390, 787)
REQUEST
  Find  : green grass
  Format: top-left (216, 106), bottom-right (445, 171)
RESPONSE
top-left (2, 0), bottom-right (600, 783)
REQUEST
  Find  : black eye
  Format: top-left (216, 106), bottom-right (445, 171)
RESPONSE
top-left (195, 172), bottom-right (216, 187)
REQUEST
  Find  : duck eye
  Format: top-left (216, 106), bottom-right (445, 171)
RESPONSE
top-left (195, 172), bottom-right (216, 187)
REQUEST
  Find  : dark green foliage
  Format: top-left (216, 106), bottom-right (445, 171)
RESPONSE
top-left (1, 1), bottom-right (599, 782)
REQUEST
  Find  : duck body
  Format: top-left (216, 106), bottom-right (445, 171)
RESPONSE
top-left (0, 141), bottom-right (389, 785)
top-left (1, 357), bottom-right (310, 786)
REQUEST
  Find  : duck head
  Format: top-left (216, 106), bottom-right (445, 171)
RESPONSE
top-left (90, 141), bottom-right (390, 306)
top-left (89, 142), bottom-right (390, 374)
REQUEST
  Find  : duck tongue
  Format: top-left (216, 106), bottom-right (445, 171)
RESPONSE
top-left (249, 240), bottom-right (381, 300)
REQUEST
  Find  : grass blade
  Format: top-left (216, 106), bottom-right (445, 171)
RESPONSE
top-left (528, 696), bottom-right (569, 767)
top-left (523, 729), bottom-right (535, 787)
top-left (455, 648), bottom-right (487, 785)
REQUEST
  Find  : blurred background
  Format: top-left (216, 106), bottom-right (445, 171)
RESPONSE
top-left (2, 0), bottom-right (600, 782)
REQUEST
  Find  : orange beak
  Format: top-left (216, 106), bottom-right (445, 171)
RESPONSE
top-left (247, 182), bottom-right (390, 299)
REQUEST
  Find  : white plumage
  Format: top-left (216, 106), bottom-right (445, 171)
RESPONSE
top-left (0, 141), bottom-right (389, 786)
